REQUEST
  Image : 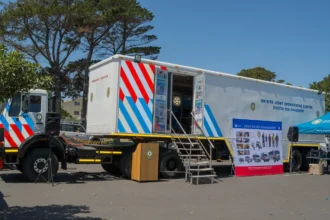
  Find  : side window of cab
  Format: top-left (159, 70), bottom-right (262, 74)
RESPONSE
top-left (8, 93), bottom-right (21, 117)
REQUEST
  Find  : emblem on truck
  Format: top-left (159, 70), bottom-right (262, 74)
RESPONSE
top-left (312, 119), bottom-right (322, 124)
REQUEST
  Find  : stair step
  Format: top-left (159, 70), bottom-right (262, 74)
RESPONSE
top-left (185, 161), bottom-right (210, 166)
top-left (179, 154), bottom-right (206, 157)
top-left (190, 174), bottom-right (217, 178)
top-left (174, 142), bottom-right (199, 145)
top-left (188, 168), bottom-right (214, 171)
top-left (177, 148), bottom-right (202, 151)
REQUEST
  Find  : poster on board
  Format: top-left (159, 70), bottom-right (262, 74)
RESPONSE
top-left (153, 68), bottom-right (168, 133)
top-left (232, 118), bottom-right (284, 177)
top-left (193, 74), bottom-right (204, 135)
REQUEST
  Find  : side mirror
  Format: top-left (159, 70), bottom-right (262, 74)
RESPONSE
top-left (22, 95), bottom-right (29, 113)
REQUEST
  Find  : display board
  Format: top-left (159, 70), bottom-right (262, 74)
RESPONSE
top-left (153, 68), bottom-right (168, 133)
top-left (232, 118), bottom-right (284, 176)
top-left (193, 74), bottom-right (204, 135)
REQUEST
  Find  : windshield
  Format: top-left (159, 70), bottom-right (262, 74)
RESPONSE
top-left (0, 102), bottom-right (6, 115)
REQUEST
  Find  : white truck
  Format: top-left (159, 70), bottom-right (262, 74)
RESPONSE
top-left (0, 54), bottom-right (325, 183)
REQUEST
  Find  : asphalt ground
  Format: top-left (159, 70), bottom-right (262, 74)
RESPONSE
top-left (1, 164), bottom-right (330, 220)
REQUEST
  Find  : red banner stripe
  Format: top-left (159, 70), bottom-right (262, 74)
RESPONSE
top-left (150, 64), bottom-right (155, 74)
top-left (160, 66), bottom-right (167, 70)
top-left (23, 124), bottom-right (34, 136)
top-left (138, 63), bottom-right (154, 94)
top-left (10, 124), bottom-right (25, 143)
top-left (4, 130), bottom-right (17, 148)
top-left (120, 67), bottom-right (137, 103)
top-left (119, 88), bottom-right (125, 101)
top-left (125, 61), bottom-right (149, 103)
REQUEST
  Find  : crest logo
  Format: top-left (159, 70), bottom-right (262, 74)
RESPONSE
top-left (312, 119), bottom-right (322, 124)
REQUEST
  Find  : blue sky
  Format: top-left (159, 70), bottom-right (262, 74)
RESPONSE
top-left (138, 0), bottom-right (330, 87)
top-left (2, 0), bottom-right (330, 88)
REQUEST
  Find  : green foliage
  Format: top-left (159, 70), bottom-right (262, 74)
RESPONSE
top-left (310, 76), bottom-right (330, 112)
top-left (0, 0), bottom-right (83, 112)
top-left (237, 67), bottom-right (290, 85)
top-left (100, 0), bottom-right (161, 59)
top-left (60, 107), bottom-right (73, 120)
top-left (237, 67), bottom-right (276, 81)
top-left (0, 44), bottom-right (52, 102)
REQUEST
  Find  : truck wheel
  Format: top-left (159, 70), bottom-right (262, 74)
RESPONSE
top-left (159, 151), bottom-right (184, 178)
top-left (120, 150), bottom-right (132, 178)
top-left (22, 149), bottom-right (59, 182)
top-left (291, 149), bottom-right (302, 171)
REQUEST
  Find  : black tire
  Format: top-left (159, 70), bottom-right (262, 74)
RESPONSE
top-left (291, 149), bottom-right (302, 171)
top-left (22, 148), bottom-right (59, 182)
top-left (159, 150), bottom-right (184, 179)
top-left (120, 150), bottom-right (133, 178)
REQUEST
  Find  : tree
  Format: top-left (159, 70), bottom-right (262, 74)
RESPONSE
top-left (0, 0), bottom-right (82, 113)
top-left (100, 0), bottom-right (161, 60)
top-left (71, 0), bottom-right (160, 127)
top-left (0, 44), bottom-right (52, 102)
top-left (237, 67), bottom-right (290, 84)
top-left (310, 75), bottom-right (330, 112)
top-left (69, 0), bottom-right (129, 127)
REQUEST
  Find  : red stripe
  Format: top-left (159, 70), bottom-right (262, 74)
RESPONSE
top-left (120, 67), bottom-right (137, 103)
top-left (23, 124), bottom-right (34, 136)
top-left (160, 66), bottom-right (167, 70)
top-left (150, 64), bottom-right (155, 74)
top-left (10, 124), bottom-right (25, 143)
top-left (119, 88), bottom-right (125, 101)
top-left (0, 124), bottom-right (3, 128)
top-left (4, 130), bottom-right (17, 148)
top-left (138, 63), bottom-right (154, 94)
top-left (125, 61), bottom-right (149, 103)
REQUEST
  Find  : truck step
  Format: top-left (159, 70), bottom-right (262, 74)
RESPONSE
top-left (179, 154), bottom-right (206, 157)
top-left (184, 161), bottom-right (210, 166)
top-left (190, 174), bottom-right (217, 178)
top-left (175, 142), bottom-right (200, 145)
top-left (188, 168), bottom-right (214, 172)
top-left (177, 148), bottom-right (202, 151)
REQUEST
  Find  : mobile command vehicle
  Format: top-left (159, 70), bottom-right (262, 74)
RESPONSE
top-left (0, 55), bottom-right (326, 183)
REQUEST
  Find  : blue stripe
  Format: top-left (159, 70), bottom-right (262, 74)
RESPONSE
top-left (203, 118), bottom-right (214, 137)
top-left (205, 105), bottom-right (223, 136)
top-left (127, 97), bottom-right (150, 133)
top-left (139, 98), bottom-right (152, 122)
top-left (13, 116), bottom-right (23, 131)
top-left (24, 114), bottom-right (35, 131)
top-left (119, 100), bottom-right (138, 133)
top-left (118, 119), bottom-right (126, 132)
top-left (0, 115), bottom-right (10, 131)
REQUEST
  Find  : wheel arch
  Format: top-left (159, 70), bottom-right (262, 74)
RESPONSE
top-left (19, 134), bottom-right (65, 162)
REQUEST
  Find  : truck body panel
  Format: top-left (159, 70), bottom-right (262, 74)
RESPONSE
top-left (87, 59), bottom-right (120, 135)
top-left (203, 74), bottom-right (325, 160)
top-left (86, 55), bottom-right (325, 163)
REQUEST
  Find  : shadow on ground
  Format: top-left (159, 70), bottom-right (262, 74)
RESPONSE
top-left (0, 192), bottom-right (103, 219)
top-left (0, 171), bottom-right (125, 185)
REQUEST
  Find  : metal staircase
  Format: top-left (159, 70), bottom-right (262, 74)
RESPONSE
top-left (168, 110), bottom-right (216, 185)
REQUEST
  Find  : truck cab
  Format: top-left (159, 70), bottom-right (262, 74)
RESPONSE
top-left (0, 89), bottom-right (49, 149)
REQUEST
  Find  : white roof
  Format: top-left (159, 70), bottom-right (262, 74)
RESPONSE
top-left (28, 89), bottom-right (48, 95)
top-left (89, 54), bottom-right (326, 95)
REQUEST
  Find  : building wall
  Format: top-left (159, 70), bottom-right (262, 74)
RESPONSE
top-left (61, 97), bottom-right (83, 121)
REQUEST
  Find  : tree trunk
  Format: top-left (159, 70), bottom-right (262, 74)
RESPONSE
top-left (81, 50), bottom-right (94, 128)
top-left (53, 68), bottom-right (62, 114)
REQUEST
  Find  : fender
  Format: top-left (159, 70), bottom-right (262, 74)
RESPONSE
top-left (19, 134), bottom-right (65, 161)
